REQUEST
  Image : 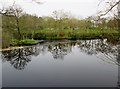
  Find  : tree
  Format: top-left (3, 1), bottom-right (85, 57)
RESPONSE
top-left (52, 10), bottom-right (72, 30)
top-left (52, 10), bottom-right (65, 29)
top-left (0, 3), bottom-right (23, 40)
top-left (99, 0), bottom-right (120, 29)
top-left (42, 16), bottom-right (55, 29)
top-left (99, 0), bottom-right (120, 15)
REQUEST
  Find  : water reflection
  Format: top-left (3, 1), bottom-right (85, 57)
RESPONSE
top-left (1, 39), bottom-right (120, 70)
top-left (77, 39), bottom-right (120, 88)
top-left (77, 39), bottom-right (120, 66)
top-left (1, 39), bottom-right (120, 87)
top-left (48, 43), bottom-right (72, 59)
top-left (1, 47), bottom-right (40, 70)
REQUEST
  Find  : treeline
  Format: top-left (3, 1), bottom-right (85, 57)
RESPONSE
top-left (1, 10), bottom-right (119, 48)
top-left (2, 12), bottom-right (119, 31)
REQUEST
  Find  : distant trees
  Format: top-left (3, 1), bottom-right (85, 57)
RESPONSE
top-left (1, 7), bottom-right (119, 48)
top-left (2, 8), bottom-right (119, 32)
top-left (20, 14), bottom-right (43, 30)
top-left (42, 16), bottom-right (55, 29)
top-left (1, 0), bottom-right (119, 31)
top-left (52, 10), bottom-right (68, 29)
top-left (52, 10), bottom-right (77, 30)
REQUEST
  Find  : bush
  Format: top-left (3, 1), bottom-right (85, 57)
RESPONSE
top-left (33, 33), bottom-right (46, 40)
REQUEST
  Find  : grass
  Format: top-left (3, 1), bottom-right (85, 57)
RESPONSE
top-left (21, 28), bottom-right (119, 40)
top-left (19, 39), bottom-right (39, 45)
top-left (11, 39), bottom-right (39, 46)
top-left (2, 28), bottom-right (119, 49)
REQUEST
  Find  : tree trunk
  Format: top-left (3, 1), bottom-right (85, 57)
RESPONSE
top-left (16, 17), bottom-right (22, 40)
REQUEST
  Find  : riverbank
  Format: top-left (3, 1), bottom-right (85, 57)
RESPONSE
top-left (0, 46), bottom-right (33, 51)
top-left (2, 29), bottom-right (120, 49)
top-left (1, 39), bottom-right (45, 51)
top-left (22, 29), bottom-right (119, 40)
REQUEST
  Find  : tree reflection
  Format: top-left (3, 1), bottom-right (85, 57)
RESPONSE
top-left (47, 42), bottom-right (73, 59)
top-left (77, 39), bottom-right (120, 66)
top-left (1, 40), bottom-right (120, 68)
top-left (1, 46), bottom-right (41, 70)
top-left (1, 39), bottom-right (120, 87)
top-left (1, 41), bottom-right (75, 70)
top-left (77, 39), bottom-right (120, 89)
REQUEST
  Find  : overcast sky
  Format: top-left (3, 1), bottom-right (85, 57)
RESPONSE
top-left (0, 0), bottom-right (99, 18)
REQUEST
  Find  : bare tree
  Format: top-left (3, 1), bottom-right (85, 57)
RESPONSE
top-left (98, 0), bottom-right (120, 28)
top-left (0, 2), bottom-right (23, 40)
top-left (99, 0), bottom-right (120, 15)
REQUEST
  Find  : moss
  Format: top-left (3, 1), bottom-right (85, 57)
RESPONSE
top-left (11, 39), bottom-right (39, 46)
top-left (19, 39), bottom-right (39, 45)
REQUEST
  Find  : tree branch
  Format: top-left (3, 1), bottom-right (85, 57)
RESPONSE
top-left (100, 0), bottom-right (120, 16)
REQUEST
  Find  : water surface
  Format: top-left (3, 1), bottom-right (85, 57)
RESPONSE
top-left (1, 39), bottom-right (120, 87)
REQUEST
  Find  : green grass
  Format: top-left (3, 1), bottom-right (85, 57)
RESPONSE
top-left (11, 39), bottom-right (39, 46)
top-left (21, 28), bottom-right (119, 40)
top-left (2, 28), bottom-right (119, 49)
top-left (19, 39), bottom-right (39, 45)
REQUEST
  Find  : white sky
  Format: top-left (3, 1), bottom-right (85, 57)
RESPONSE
top-left (0, 0), bottom-right (99, 18)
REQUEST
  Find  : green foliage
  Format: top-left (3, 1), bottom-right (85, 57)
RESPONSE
top-left (21, 29), bottom-right (119, 40)
top-left (11, 39), bottom-right (39, 46)
top-left (2, 11), bottom-right (120, 49)
top-left (19, 39), bottom-right (39, 45)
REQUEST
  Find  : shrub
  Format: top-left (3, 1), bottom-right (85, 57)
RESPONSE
top-left (33, 33), bottom-right (46, 40)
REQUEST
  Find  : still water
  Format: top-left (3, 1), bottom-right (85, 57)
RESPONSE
top-left (1, 39), bottom-right (120, 87)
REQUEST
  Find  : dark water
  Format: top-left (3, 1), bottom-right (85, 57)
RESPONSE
top-left (1, 39), bottom-right (120, 87)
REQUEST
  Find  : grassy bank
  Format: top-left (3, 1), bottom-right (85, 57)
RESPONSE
top-left (2, 38), bottom-right (39, 49)
top-left (21, 28), bottom-right (119, 40)
top-left (2, 28), bottom-right (119, 49)
top-left (11, 39), bottom-right (39, 46)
